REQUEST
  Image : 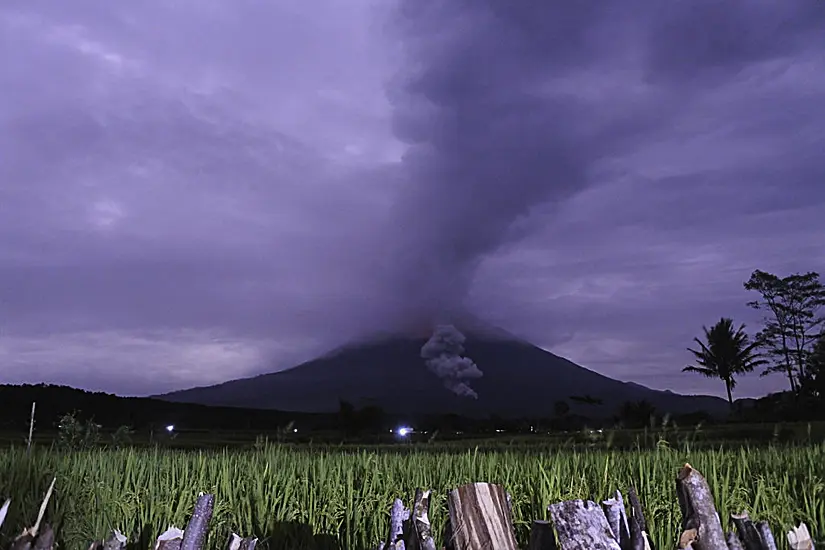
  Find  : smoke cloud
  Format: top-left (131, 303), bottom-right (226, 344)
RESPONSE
top-left (378, 0), bottom-right (822, 335)
top-left (421, 325), bottom-right (483, 398)
top-left (380, 1), bottom-right (618, 330)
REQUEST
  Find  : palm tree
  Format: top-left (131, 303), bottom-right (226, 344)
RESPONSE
top-left (683, 317), bottom-right (767, 406)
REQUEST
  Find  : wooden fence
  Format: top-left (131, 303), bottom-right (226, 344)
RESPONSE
top-left (0, 463), bottom-right (816, 550)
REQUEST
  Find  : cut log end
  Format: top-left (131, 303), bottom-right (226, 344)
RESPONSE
top-left (154, 526), bottom-right (184, 550)
top-left (407, 488), bottom-right (435, 550)
top-left (447, 482), bottom-right (519, 550)
top-left (386, 497), bottom-right (410, 550)
top-left (548, 499), bottom-right (621, 550)
top-left (787, 523), bottom-right (814, 550)
top-left (676, 464), bottom-right (727, 550)
top-left (180, 493), bottom-right (215, 550)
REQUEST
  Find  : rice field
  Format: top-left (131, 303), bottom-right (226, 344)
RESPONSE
top-left (0, 443), bottom-right (823, 550)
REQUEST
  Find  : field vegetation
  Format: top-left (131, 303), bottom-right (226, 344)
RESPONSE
top-left (0, 432), bottom-right (823, 550)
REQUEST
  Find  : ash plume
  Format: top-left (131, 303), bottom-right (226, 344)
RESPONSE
top-left (376, 0), bottom-right (819, 334)
top-left (380, 1), bottom-right (600, 330)
top-left (421, 325), bottom-right (483, 398)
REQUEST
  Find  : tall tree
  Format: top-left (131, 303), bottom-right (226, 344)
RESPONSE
top-left (801, 331), bottom-right (825, 399)
top-left (683, 317), bottom-right (766, 406)
top-left (744, 270), bottom-right (825, 392)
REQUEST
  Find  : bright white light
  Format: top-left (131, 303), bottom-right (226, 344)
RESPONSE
top-left (293, 428), bottom-right (298, 433)
top-left (397, 426), bottom-right (411, 437)
top-left (165, 424), bottom-right (174, 432)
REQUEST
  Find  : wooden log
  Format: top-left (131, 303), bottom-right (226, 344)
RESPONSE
top-left (383, 497), bottom-right (410, 550)
top-left (10, 524), bottom-right (55, 550)
top-left (26, 402), bottom-right (36, 457)
top-left (10, 477), bottom-right (57, 550)
top-left (601, 493), bottom-right (622, 544)
top-left (32, 479), bottom-right (55, 541)
top-left (602, 490), bottom-right (630, 547)
top-left (180, 493), bottom-right (214, 550)
top-left (627, 486), bottom-right (653, 550)
top-left (727, 532), bottom-right (744, 550)
top-left (627, 487), bottom-right (648, 537)
top-left (30, 524), bottom-right (54, 550)
top-left (755, 522), bottom-right (777, 550)
top-left (406, 489), bottom-right (436, 550)
top-left (730, 512), bottom-right (768, 550)
top-left (87, 529), bottom-right (128, 550)
top-left (226, 533), bottom-right (258, 550)
top-left (676, 464), bottom-right (727, 550)
top-left (0, 499), bottom-right (10, 531)
top-left (443, 517), bottom-right (454, 550)
top-left (628, 512), bottom-right (648, 550)
top-left (446, 482), bottom-right (518, 550)
top-left (527, 519), bottom-right (557, 550)
top-left (787, 523), bottom-right (814, 550)
top-left (9, 531), bottom-right (36, 550)
top-left (154, 527), bottom-right (184, 550)
top-left (548, 499), bottom-right (621, 550)
top-left (104, 530), bottom-right (128, 550)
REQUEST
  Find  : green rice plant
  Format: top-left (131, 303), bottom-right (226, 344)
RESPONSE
top-left (0, 442), bottom-right (821, 550)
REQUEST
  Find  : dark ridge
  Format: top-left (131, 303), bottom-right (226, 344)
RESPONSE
top-left (157, 324), bottom-right (729, 418)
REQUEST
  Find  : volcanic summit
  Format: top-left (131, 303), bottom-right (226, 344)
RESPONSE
top-left (158, 320), bottom-right (727, 418)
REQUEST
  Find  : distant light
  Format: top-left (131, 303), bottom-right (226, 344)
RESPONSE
top-left (165, 424), bottom-right (174, 432)
top-left (397, 426), bottom-right (411, 437)
top-left (293, 428), bottom-right (298, 433)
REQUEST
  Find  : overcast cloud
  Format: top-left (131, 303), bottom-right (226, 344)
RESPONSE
top-left (1, 0), bottom-right (823, 400)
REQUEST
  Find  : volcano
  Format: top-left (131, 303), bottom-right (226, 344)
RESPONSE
top-left (157, 322), bottom-right (728, 418)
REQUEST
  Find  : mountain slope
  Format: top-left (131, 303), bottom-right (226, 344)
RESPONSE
top-left (158, 328), bottom-right (728, 418)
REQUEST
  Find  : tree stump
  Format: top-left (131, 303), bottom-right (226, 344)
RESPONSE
top-left (180, 493), bottom-right (214, 550)
top-left (154, 527), bottom-right (184, 550)
top-left (676, 464), bottom-right (727, 550)
top-left (406, 489), bottom-right (436, 550)
top-left (548, 499), bottom-right (621, 550)
top-left (388, 497), bottom-right (410, 549)
top-left (446, 482), bottom-right (518, 550)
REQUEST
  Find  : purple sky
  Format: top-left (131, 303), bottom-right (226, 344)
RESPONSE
top-left (1, 0), bottom-right (824, 400)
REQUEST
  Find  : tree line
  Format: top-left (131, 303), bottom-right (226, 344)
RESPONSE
top-left (683, 269), bottom-right (825, 408)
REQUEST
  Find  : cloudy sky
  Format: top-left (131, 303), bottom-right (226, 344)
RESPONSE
top-left (1, 0), bottom-right (823, 400)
